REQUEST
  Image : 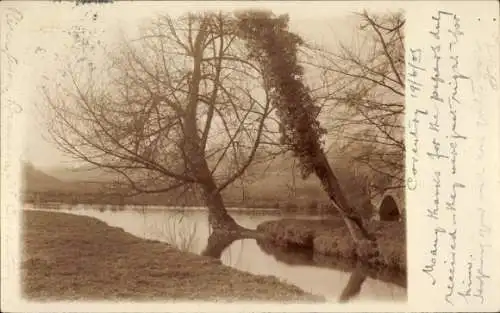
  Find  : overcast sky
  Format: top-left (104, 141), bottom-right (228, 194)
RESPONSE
top-left (1, 1), bottom-right (400, 170)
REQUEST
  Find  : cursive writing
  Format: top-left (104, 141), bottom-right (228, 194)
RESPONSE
top-left (445, 182), bottom-right (465, 213)
top-left (410, 8), bottom-right (495, 307)
top-left (430, 44), bottom-right (445, 103)
top-left (407, 109), bottom-right (428, 191)
top-left (444, 229), bottom-right (457, 305)
top-left (429, 10), bottom-right (453, 40)
top-left (1, 8), bottom-right (23, 95)
top-left (422, 227), bottom-right (446, 285)
top-left (408, 48), bottom-right (426, 98)
top-left (427, 137), bottom-right (449, 160)
top-left (473, 243), bottom-right (491, 304)
top-left (429, 107), bottom-right (440, 132)
top-left (427, 171), bottom-right (441, 219)
top-left (448, 13), bottom-right (464, 50)
top-left (457, 257), bottom-right (473, 303)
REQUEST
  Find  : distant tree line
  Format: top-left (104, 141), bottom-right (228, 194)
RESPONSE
top-left (22, 188), bottom-right (374, 217)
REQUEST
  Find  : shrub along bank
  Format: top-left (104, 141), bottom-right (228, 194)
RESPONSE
top-left (256, 217), bottom-right (406, 272)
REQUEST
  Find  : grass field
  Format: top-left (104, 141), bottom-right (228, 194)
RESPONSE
top-left (21, 210), bottom-right (322, 302)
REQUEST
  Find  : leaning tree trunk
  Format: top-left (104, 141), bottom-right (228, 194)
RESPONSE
top-left (313, 152), bottom-right (376, 243)
top-left (235, 11), bottom-right (378, 260)
top-left (302, 146), bottom-right (378, 259)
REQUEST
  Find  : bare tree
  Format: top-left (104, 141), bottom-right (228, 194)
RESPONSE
top-left (41, 12), bottom-right (279, 255)
top-left (305, 11), bottom-right (405, 197)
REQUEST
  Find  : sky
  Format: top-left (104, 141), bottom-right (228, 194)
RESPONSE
top-left (1, 1), bottom-right (400, 170)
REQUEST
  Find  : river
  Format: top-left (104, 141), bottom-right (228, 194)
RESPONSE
top-left (25, 203), bottom-right (406, 302)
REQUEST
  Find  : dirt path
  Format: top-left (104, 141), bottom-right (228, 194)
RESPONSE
top-left (21, 210), bottom-right (322, 302)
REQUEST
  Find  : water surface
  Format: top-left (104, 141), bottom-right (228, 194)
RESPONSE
top-left (26, 204), bottom-right (406, 302)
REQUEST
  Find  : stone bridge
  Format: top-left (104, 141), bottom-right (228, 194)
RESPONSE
top-left (370, 189), bottom-right (405, 221)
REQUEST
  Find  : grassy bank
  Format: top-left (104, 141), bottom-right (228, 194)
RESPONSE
top-left (256, 218), bottom-right (406, 272)
top-left (22, 210), bottom-right (322, 302)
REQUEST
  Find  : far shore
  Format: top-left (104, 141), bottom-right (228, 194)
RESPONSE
top-left (257, 218), bottom-right (406, 273)
top-left (22, 210), bottom-right (322, 302)
top-left (24, 201), bottom-right (338, 217)
top-left (22, 194), bottom-right (344, 216)
top-left (26, 202), bottom-right (284, 212)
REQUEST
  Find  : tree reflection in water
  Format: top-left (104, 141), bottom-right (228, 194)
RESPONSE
top-left (338, 264), bottom-right (367, 302)
top-left (201, 231), bottom-right (241, 259)
top-left (201, 229), bottom-right (259, 261)
top-left (139, 208), bottom-right (405, 303)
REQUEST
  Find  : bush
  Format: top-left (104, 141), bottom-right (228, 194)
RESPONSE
top-left (279, 201), bottom-right (298, 213)
top-left (308, 199), bottom-right (318, 209)
top-left (317, 202), bottom-right (332, 214)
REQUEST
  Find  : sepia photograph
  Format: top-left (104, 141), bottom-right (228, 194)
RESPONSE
top-left (5, 0), bottom-right (408, 307)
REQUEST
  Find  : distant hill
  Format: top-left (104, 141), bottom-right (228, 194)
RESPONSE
top-left (45, 165), bottom-right (120, 182)
top-left (22, 162), bottom-right (111, 194)
top-left (23, 151), bottom-right (375, 217)
top-left (22, 162), bottom-right (72, 192)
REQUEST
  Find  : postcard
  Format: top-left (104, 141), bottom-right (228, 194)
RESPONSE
top-left (1, 1), bottom-right (498, 312)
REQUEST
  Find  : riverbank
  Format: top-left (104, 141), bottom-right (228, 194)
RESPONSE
top-left (256, 218), bottom-right (406, 273)
top-left (24, 200), bottom-right (334, 216)
top-left (22, 210), bottom-right (322, 302)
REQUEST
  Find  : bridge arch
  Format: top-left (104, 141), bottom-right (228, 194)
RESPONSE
top-left (371, 190), bottom-right (405, 221)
